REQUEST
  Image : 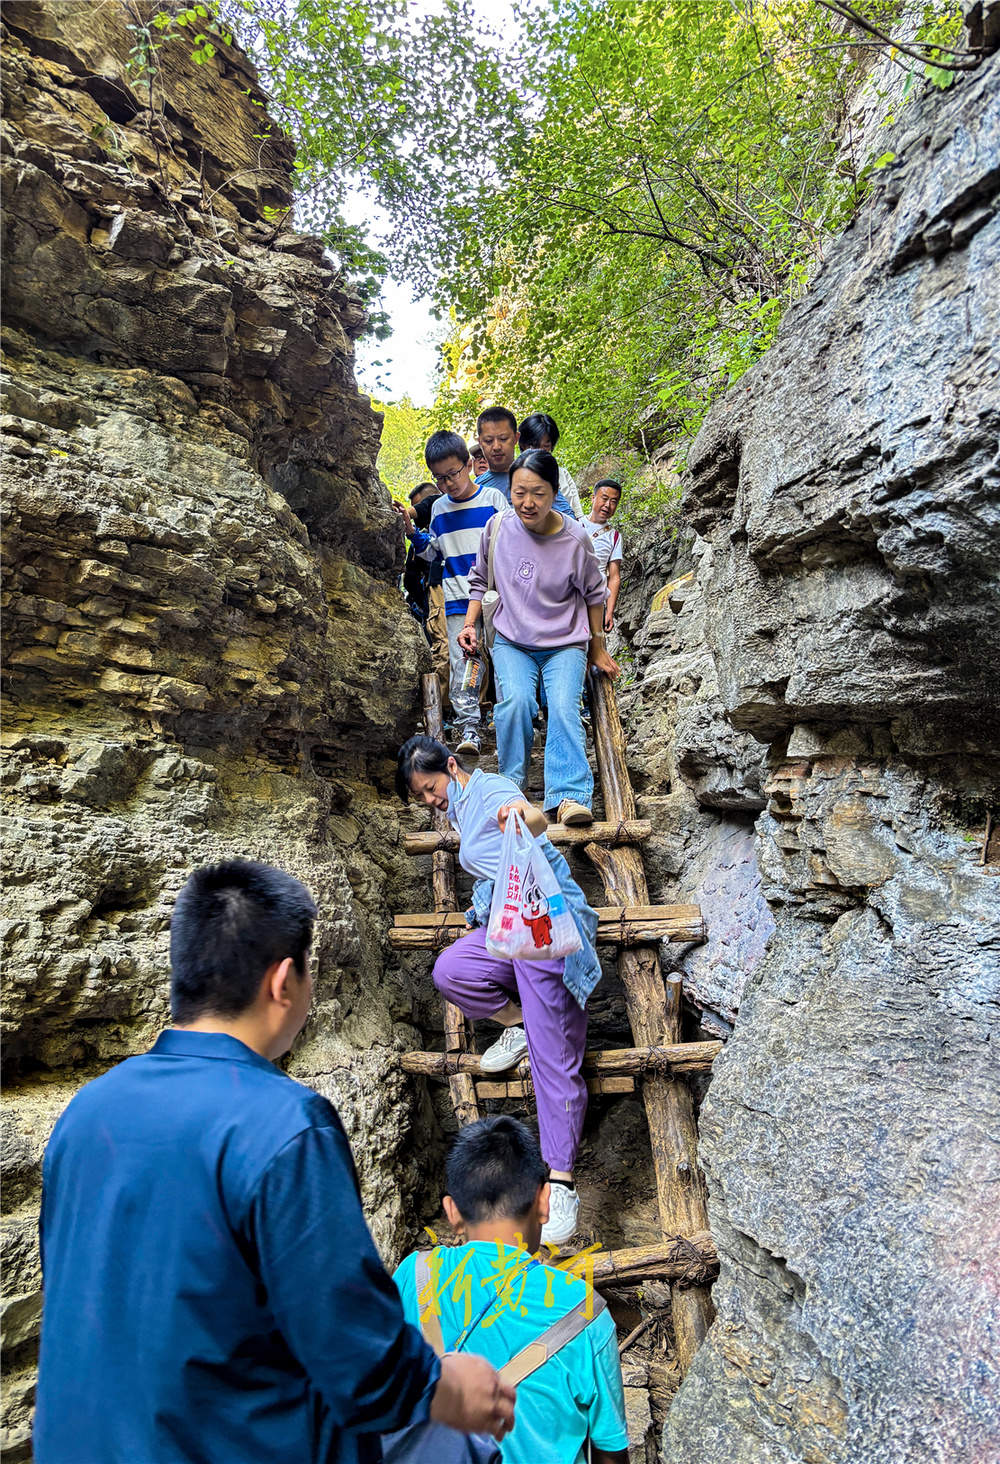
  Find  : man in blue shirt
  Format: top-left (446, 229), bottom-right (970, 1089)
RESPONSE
top-left (475, 407), bottom-right (520, 502)
top-left (394, 1117), bottom-right (629, 1464)
top-left (35, 860), bottom-right (515, 1463)
top-left (477, 408), bottom-right (579, 518)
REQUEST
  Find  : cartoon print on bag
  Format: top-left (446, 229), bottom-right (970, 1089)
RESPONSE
top-left (521, 875), bottom-right (553, 949)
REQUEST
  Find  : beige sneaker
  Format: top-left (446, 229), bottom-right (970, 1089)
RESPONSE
top-left (557, 799), bottom-right (593, 827)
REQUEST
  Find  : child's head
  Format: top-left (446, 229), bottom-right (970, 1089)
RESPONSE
top-left (409, 481), bottom-right (438, 508)
top-left (517, 412), bottom-right (560, 453)
top-left (443, 1115), bottom-right (550, 1250)
top-left (424, 431), bottom-right (475, 499)
top-left (590, 478), bottom-right (622, 523)
top-left (476, 408), bottom-right (519, 475)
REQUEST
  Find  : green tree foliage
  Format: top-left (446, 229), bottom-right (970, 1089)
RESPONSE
top-left (432, 0), bottom-right (966, 495)
top-left (219, 0), bottom-right (522, 310)
top-left (208, 0), bottom-right (965, 505)
top-left (373, 397), bottom-right (436, 503)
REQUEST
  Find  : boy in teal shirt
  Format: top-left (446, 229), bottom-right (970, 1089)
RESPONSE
top-left (393, 1117), bottom-right (629, 1464)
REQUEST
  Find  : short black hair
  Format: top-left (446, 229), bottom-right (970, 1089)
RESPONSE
top-left (446, 1115), bottom-right (548, 1222)
top-left (476, 407), bottom-right (517, 435)
top-left (593, 478), bottom-right (623, 496)
top-left (396, 734), bottom-right (465, 803)
top-left (425, 431), bottom-right (469, 470)
top-left (509, 448), bottom-right (559, 497)
top-left (518, 412), bottom-right (559, 449)
top-left (409, 481), bottom-right (437, 503)
top-left (170, 861), bottom-right (316, 1023)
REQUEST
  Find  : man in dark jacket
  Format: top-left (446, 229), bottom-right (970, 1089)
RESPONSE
top-left (35, 860), bottom-right (515, 1463)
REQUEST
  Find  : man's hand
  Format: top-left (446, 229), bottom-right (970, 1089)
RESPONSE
top-left (603, 608), bottom-right (615, 632)
top-left (457, 624), bottom-right (479, 657)
top-left (430, 1353), bottom-right (516, 1441)
top-left (589, 645), bottom-right (621, 679)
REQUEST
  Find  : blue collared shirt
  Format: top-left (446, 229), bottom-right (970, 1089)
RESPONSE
top-left (35, 1030), bottom-right (440, 1464)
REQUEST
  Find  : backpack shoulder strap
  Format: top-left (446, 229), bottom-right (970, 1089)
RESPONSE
top-left (498, 1288), bottom-right (607, 1386)
top-left (415, 1249), bottom-right (445, 1358)
top-left (486, 510), bottom-right (503, 593)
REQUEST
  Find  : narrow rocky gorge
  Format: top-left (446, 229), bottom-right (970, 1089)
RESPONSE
top-left (1, 5), bottom-right (435, 1453)
top-left (616, 45), bottom-right (1000, 1464)
top-left (2, 3), bottom-right (998, 1462)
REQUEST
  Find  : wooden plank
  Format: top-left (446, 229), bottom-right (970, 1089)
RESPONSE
top-left (403, 820), bottom-right (653, 854)
top-left (399, 1042), bottom-right (722, 1081)
top-left (390, 909), bottom-right (706, 949)
top-left (421, 672), bottom-right (479, 1127)
top-left (476, 1075), bottom-right (634, 1100)
top-left (422, 672), bottom-right (458, 916)
top-left (587, 670), bottom-right (715, 1376)
top-left (394, 904), bottom-right (701, 927)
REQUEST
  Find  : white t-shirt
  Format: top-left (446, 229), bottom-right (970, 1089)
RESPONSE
top-left (583, 518), bottom-right (623, 577)
top-left (559, 466), bottom-right (585, 521)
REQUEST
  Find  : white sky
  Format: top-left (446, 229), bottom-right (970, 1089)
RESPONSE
top-left (342, 189), bottom-right (440, 405)
top-left (349, 0), bottom-right (517, 407)
top-left (355, 280), bottom-right (442, 406)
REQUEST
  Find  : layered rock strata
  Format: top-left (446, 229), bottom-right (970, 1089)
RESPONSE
top-left (618, 50), bottom-right (1000, 1464)
top-left (1, 5), bottom-right (431, 1455)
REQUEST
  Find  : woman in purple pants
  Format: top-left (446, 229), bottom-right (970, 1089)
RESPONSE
top-left (397, 735), bottom-right (603, 1246)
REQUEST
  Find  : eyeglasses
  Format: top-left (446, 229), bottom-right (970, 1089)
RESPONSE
top-left (432, 465), bottom-right (467, 487)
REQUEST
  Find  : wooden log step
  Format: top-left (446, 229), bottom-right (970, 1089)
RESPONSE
top-left (477, 1075), bottom-right (635, 1099)
top-left (404, 819), bottom-right (652, 855)
top-left (390, 904), bottom-right (706, 949)
top-left (400, 1042), bottom-right (721, 1082)
top-left (574, 1232), bottom-right (718, 1289)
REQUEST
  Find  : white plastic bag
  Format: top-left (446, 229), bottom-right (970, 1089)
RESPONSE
top-left (486, 810), bottom-right (583, 963)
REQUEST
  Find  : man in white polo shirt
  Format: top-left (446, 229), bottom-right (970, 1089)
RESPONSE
top-left (583, 480), bottom-right (623, 631)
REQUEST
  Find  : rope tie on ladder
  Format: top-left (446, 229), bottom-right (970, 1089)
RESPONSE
top-left (665, 1232), bottom-right (715, 1289)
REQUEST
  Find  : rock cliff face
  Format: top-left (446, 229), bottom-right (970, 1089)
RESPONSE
top-left (618, 51), bottom-right (999, 1464)
top-left (1, 5), bottom-right (431, 1454)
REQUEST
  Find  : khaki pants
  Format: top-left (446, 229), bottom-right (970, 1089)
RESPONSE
top-left (426, 584), bottom-right (451, 709)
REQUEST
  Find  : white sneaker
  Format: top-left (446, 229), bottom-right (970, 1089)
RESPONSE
top-left (541, 1183), bottom-right (580, 1246)
top-left (479, 1025), bottom-right (529, 1073)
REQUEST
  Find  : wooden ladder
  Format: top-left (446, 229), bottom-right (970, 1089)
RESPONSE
top-left (395, 672), bottom-right (716, 1373)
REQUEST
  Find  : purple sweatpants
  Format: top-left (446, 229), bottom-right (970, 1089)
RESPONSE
top-left (433, 926), bottom-right (588, 1172)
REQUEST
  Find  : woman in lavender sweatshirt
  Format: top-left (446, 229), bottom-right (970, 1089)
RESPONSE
top-left (459, 449), bottom-right (620, 826)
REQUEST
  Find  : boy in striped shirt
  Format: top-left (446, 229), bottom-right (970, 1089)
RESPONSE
top-left (406, 431), bottom-right (508, 755)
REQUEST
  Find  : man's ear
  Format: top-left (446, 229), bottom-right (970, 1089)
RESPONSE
top-left (536, 1182), bottom-right (551, 1228)
top-left (266, 956), bottom-right (297, 1008)
top-left (443, 1194), bottom-right (465, 1236)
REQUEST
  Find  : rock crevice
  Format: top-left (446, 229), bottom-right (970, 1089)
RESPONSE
top-left (617, 49), bottom-right (1000, 1464)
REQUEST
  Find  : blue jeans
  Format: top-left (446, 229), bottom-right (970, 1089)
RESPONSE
top-left (492, 635), bottom-right (592, 812)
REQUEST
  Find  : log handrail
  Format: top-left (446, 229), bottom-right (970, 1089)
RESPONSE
top-left (586, 670), bottom-right (715, 1374)
top-left (421, 673), bottom-right (479, 1126)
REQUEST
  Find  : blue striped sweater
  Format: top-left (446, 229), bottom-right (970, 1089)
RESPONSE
top-left (411, 485), bottom-right (509, 616)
